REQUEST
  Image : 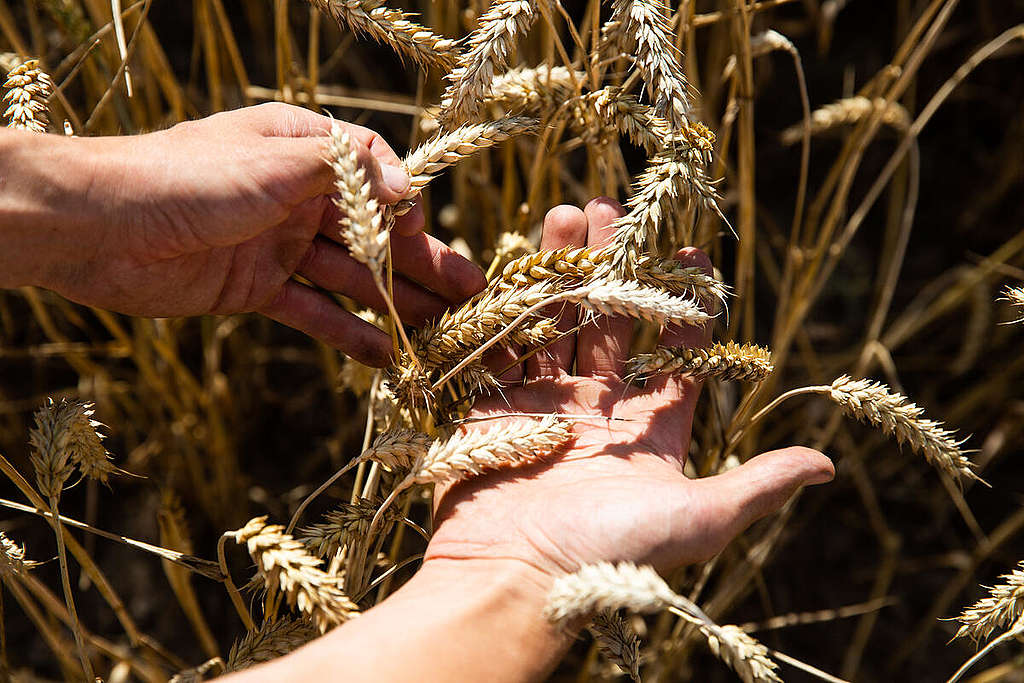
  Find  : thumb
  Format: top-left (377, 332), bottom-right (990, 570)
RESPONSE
top-left (688, 447), bottom-right (834, 559)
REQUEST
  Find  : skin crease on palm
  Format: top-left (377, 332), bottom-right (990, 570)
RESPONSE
top-left (425, 197), bottom-right (836, 581)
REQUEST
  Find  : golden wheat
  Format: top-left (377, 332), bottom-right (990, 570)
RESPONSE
top-left (3, 59), bottom-right (51, 133)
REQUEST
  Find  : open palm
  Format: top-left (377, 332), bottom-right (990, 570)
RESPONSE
top-left (425, 198), bottom-right (834, 580)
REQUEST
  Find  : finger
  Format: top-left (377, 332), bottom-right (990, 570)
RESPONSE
top-left (644, 247), bottom-right (714, 406)
top-left (675, 447), bottom-right (834, 563)
top-left (259, 280), bottom-right (393, 367)
top-left (525, 204), bottom-right (588, 378)
top-left (576, 197), bottom-right (632, 377)
top-left (389, 231), bottom-right (487, 303)
top-left (295, 238), bottom-right (451, 325)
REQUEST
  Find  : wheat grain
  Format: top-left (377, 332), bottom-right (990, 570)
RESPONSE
top-left (408, 415), bottom-right (571, 485)
top-left (954, 561), bottom-right (1024, 642)
top-left (826, 375), bottom-right (979, 483)
top-left (3, 59), bottom-right (51, 133)
top-left (609, 0), bottom-right (691, 129)
top-left (483, 65), bottom-right (581, 116)
top-left (780, 96), bottom-right (910, 145)
top-left (580, 87), bottom-right (673, 154)
top-left (590, 611), bottom-right (642, 682)
top-left (498, 246), bottom-right (598, 289)
top-left (439, 0), bottom-right (537, 126)
top-left (229, 517), bottom-right (360, 632)
top-left (328, 124), bottom-right (387, 275)
top-left (704, 624), bottom-right (781, 683)
top-left (225, 618), bottom-right (318, 672)
top-left (309, 0), bottom-right (457, 71)
top-left (626, 342), bottom-right (773, 382)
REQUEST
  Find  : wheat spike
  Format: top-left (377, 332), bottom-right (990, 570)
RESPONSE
top-left (590, 611), bottom-right (642, 682)
top-left (300, 498), bottom-right (406, 558)
top-left (498, 246), bottom-right (598, 289)
top-left (0, 531), bottom-right (36, 578)
top-left (954, 561), bottom-right (1024, 642)
top-left (29, 399), bottom-right (80, 499)
top-left (168, 657), bottom-right (224, 683)
top-left (627, 342), bottom-right (773, 382)
top-left (1000, 285), bottom-right (1024, 324)
top-left (225, 618), bottom-right (318, 672)
top-left (609, 0), bottom-right (691, 129)
top-left (229, 517), bottom-right (360, 632)
top-left (546, 562), bottom-right (780, 683)
top-left (493, 231), bottom-right (536, 263)
top-left (571, 280), bottom-right (710, 328)
top-left (309, 0), bottom-right (457, 70)
top-left (328, 124), bottom-right (387, 274)
top-left (3, 59), bottom-right (51, 133)
top-left (630, 254), bottom-right (729, 302)
top-left (358, 428), bottom-right (433, 471)
top-left (483, 64), bottom-right (581, 116)
top-left (439, 0), bottom-right (537, 126)
top-left (780, 95), bottom-right (911, 145)
top-left (607, 131), bottom-right (723, 273)
top-left (579, 86), bottom-right (672, 154)
top-left (826, 375), bottom-right (980, 483)
top-left (408, 415), bottom-right (571, 486)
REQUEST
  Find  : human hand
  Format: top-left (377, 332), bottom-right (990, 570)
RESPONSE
top-left (30, 103), bottom-right (485, 366)
top-left (424, 197), bottom-right (834, 591)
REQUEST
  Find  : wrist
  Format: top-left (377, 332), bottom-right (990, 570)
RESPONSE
top-left (0, 129), bottom-right (107, 290)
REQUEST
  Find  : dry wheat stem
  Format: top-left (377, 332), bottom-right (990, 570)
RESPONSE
top-left (626, 342), bottom-right (773, 382)
top-left (590, 611), bottom-right (642, 681)
top-left (439, 0), bottom-right (538, 126)
top-left (953, 561), bottom-right (1024, 642)
top-left (309, 0), bottom-right (457, 70)
top-left (546, 562), bottom-right (780, 683)
top-left (609, 0), bottom-right (691, 129)
top-left (224, 618), bottom-right (318, 672)
top-left (229, 517), bottom-right (360, 632)
top-left (3, 59), bottom-right (51, 133)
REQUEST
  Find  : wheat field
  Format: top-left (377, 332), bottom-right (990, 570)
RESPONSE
top-left (1, 0), bottom-right (1024, 681)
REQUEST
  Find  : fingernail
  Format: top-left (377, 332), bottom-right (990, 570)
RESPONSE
top-left (382, 164), bottom-right (410, 194)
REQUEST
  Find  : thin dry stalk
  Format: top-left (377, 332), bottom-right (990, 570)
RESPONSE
top-left (953, 561), bottom-right (1024, 642)
top-left (3, 59), bottom-right (51, 133)
top-left (224, 618), bottom-right (318, 672)
top-left (626, 342), bottom-right (773, 382)
top-left (590, 611), bottom-right (642, 682)
top-left (609, 0), bottom-right (691, 129)
top-left (439, 0), bottom-right (538, 126)
top-left (309, 0), bottom-right (458, 70)
top-left (228, 517), bottom-right (360, 632)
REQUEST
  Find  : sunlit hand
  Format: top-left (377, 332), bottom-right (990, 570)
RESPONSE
top-left (27, 103), bottom-right (485, 366)
top-left (425, 197), bottom-right (835, 581)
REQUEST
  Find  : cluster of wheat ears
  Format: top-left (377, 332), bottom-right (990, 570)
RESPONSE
top-left (2, 1), bottom-right (1024, 681)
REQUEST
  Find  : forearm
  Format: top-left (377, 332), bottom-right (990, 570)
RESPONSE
top-left (0, 128), bottom-right (109, 290)
top-left (229, 559), bottom-right (577, 683)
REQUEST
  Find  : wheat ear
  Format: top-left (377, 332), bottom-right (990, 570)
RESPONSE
top-left (300, 498), bottom-right (407, 558)
top-left (826, 375), bottom-right (980, 483)
top-left (580, 86), bottom-right (673, 154)
top-left (999, 285), bottom-right (1024, 324)
top-left (439, 0), bottom-right (537, 126)
top-left (309, 0), bottom-right (457, 70)
top-left (3, 59), bottom-right (51, 133)
top-left (328, 125), bottom-right (387, 274)
top-left (590, 611), bottom-right (642, 682)
top-left (224, 617), bottom-right (318, 672)
top-left (574, 280), bottom-right (711, 328)
top-left (609, 0), bottom-right (691, 129)
top-left (483, 64), bottom-right (581, 116)
top-left (0, 531), bottom-right (37, 578)
top-left (780, 95), bottom-right (911, 145)
top-left (953, 561), bottom-right (1024, 643)
top-left (228, 517), bottom-right (360, 632)
top-left (627, 342), bottom-right (773, 382)
top-left (545, 562), bottom-right (780, 683)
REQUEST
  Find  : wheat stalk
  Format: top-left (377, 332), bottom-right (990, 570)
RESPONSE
top-left (309, 0), bottom-right (457, 71)
top-left (609, 0), bottom-right (691, 130)
top-left (780, 95), bottom-right (911, 145)
top-left (224, 618), bottom-right (318, 672)
top-left (826, 375), bottom-right (980, 483)
top-left (545, 562), bottom-right (780, 683)
top-left (626, 342), bottom-right (773, 382)
top-left (953, 561), bottom-right (1024, 643)
top-left (590, 611), bottom-right (642, 682)
top-left (229, 516), bottom-right (360, 632)
top-left (3, 59), bottom-right (51, 133)
top-left (439, 0), bottom-right (537, 126)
